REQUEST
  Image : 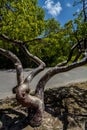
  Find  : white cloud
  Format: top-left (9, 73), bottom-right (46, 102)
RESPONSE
top-left (44, 0), bottom-right (62, 16)
top-left (66, 3), bottom-right (72, 7)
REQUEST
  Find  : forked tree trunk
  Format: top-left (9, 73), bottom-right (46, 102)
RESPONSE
top-left (0, 34), bottom-right (87, 127)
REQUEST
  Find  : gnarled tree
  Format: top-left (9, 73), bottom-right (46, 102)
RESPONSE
top-left (0, 32), bottom-right (87, 127)
top-left (0, 0), bottom-right (87, 128)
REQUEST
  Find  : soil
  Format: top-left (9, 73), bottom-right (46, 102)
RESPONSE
top-left (0, 81), bottom-right (87, 130)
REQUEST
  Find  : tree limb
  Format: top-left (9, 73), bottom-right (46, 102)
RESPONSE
top-left (57, 39), bottom-right (84, 67)
top-left (0, 48), bottom-right (24, 85)
top-left (0, 47), bottom-right (44, 127)
top-left (0, 34), bottom-right (24, 44)
top-left (0, 34), bottom-right (46, 83)
top-left (1, 33), bottom-right (87, 127)
top-left (0, 35), bottom-right (46, 126)
top-left (0, 34), bottom-right (43, 45)
top-left (35, 57), bottom-right (87, 99)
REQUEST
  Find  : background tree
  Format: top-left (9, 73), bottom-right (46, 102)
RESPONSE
top-left (0, 0), bottom-right (45, 68)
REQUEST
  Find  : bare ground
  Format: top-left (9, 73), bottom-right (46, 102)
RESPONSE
top-left (0, 81), bottom-right (87, 130)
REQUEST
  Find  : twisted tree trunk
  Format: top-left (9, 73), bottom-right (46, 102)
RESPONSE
top-left (0, 33), bottom-right (87, 127)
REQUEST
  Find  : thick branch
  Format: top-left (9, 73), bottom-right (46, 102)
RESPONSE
top-left (24, 66), bottom-right (46, 84)
top-left (0, 34), bottom-right (45, 65)
top-left (21, 45), bottom-right (45, 66)
top-left (35, 57), bottom-right (87, 98)
top-left (0, 34), bottom-right (46, 82)
top-left (12, 44), bottom-right (46, 95)
top-left (0, 48), bottom-right (24, 85)
top-left (21, 45), bottom-right (46, 83)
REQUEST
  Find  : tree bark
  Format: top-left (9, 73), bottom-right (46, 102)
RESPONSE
top-left (0, 47), bottom-right (44, 127)
top-left (0, 48), bottom-right (24, 85)
top-left (0, 34), bottom-right (87, 127)
top-left (35, 57), bottom-right (87, 98)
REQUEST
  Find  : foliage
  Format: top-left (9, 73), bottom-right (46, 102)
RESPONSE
top-left (0, 0), bottom-right (45, 41)
top-left (44, 18), bottom-right (61, 36)
top-left (0, 0), bottom-right (45, 68)
top-left (0, 0), bottom-right (87, 68)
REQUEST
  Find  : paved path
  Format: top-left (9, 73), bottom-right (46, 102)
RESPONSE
top-left (0, 66), bottom-right (87, 99)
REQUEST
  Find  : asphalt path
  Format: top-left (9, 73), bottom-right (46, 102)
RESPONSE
top-left (0, 66), bottom-right (87, 99)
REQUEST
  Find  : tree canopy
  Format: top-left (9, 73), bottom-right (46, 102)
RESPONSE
top-left (0, 0), bottom-right (87, 68)
top-left (0, 0), bottom-right (45, 40)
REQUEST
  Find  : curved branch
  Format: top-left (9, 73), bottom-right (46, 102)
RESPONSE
top-left (35, 57), bottom-right (87, 98)
top-left (0, 48), bottom-right (24, 85)
top-left (0, 34), bottom-right (24, 44)
top-left (21, 45), bottom-right (45, 66)
top-left (56, 43), bottom-right (79, 67)
top-left (0, 34), bottom-right (45, 65)
top-left (24, 65), bottom-right (46, 84)
top-left (0, 47), bottom-right (44, 127)
top-left (0, 34), bottom-right (46, 83)
top-left (0, 36), bottom-right (46, 127)
top-left (12, 45), bottom-right (46, 94)
top-left (0, 34), bottom-right (43, 45)
top-left (57, 39), bottom-right (84, 67)
top-left (21, 45), bottom-right (46, 83)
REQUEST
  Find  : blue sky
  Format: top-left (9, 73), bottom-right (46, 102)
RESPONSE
top-left (38, 0), bottom-right (81, 26)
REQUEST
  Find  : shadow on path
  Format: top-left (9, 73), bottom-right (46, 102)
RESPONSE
top-left (44, 86), bottom-right (87, 130)
top-left (0, 85), bottom-right (87, 130)
top-left (0, 108), bottom-right (30, 130)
